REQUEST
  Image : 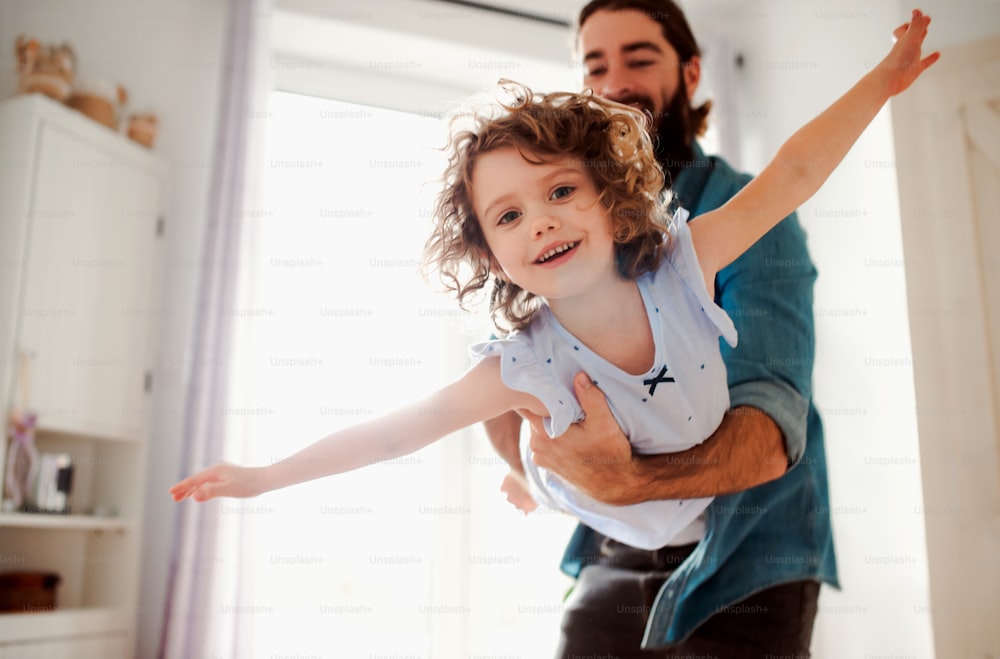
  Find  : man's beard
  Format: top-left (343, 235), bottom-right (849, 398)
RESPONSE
top-left (650, 86), bottom-right (695, 184)
top-left (616, 83), bottom-right (697, 185)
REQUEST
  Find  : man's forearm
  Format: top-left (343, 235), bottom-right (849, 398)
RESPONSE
top-left (613, 406), bottom-right (787, 504)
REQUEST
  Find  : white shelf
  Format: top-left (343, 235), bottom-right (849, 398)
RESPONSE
top-left (0, 513), bottom-right (130, 532)
top-left (0, 607), bottom-right (127, 644)
top-left (33, 424), bottom-right (144, 445)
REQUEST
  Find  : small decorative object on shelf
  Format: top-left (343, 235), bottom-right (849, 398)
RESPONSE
top-left (3, 353), bottom-right (38, 512)
top-left (25, 453), bottom-right (73, 515)
top-left (66, 81), bottom-right (128, 130)
top-left (12, 35), bottom-right (159, 150)
top-left (14, 35), bottom-right (76, 101)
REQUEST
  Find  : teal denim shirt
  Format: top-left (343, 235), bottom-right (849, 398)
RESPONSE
top-left (559, 144), bottom-right (839, 647)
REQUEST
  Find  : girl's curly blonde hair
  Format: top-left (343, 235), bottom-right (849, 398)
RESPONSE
top-left (423, 80), bottom-right (672, 334)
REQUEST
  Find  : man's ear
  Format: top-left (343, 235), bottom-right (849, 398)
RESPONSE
top-left (683, 55), bottom-right (702, 100)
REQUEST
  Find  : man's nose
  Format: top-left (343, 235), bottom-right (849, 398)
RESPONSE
top-left (598, 66), bottom-right (633, 102)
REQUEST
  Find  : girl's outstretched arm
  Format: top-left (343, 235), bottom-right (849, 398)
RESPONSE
top-left (169, 358), bottom-right (540, 502)
top-left (691, 9), bottom-right (939, 283)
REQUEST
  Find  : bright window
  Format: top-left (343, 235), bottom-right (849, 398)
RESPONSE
top-left (229, 91), bottom-right (576, 658)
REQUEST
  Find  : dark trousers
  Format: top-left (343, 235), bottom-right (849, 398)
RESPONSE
top-left (554, 537), bottom-right (820, 659)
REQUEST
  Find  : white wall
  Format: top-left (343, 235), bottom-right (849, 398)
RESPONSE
top-left (0, 1), bottom-right (227, 656)
top-left (696, 0), bottom-right (1000, 657)
top-left (906, 0), bottom-right (1000, 49)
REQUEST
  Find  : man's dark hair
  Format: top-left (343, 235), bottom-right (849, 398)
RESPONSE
top-left (577, 0), bottom-right (711, 144)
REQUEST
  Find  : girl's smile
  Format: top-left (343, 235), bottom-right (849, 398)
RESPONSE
top-left (535, 240), bottom-right (580, 266)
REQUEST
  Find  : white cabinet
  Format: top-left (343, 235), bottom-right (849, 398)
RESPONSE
top-left (0, 94), bottom-right (165, 657)
top-left (16, 103), bottom-right (162, 440)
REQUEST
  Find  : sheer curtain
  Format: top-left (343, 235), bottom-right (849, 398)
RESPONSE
top-left (160, 0), bottom-right (272, 656)
top-left (223, 89), bottom-right (578, 658)
top-left (160, 3), bottom-right (584, 655)
top-left (230, 90), bottom-right (465, 657)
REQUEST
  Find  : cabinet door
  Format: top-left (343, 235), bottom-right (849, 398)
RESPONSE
top-left (17, 122), bottom-right (161, 441)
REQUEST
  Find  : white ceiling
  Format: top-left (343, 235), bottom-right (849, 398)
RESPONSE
top-left (465, 0), bottom-right (749, 29)
top-left (459, 0), bottom-right (579, 25)
top-left (271, 0), bottom-right (754, 106)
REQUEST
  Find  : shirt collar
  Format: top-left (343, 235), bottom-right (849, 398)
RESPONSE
top-left (670, 142), bottom-right (712, 216)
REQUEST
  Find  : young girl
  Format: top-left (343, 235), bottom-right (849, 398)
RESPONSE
top-left (172, 11), bottom-right (937, 549)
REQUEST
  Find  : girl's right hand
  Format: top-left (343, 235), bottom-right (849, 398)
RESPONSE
top-left (170, 462), bottom-right (266, 502)
top-left (878, 9), bottom-right (940, 97)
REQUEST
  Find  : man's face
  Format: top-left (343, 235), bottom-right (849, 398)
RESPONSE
top-left (578, 8), bottom-right (699, 135)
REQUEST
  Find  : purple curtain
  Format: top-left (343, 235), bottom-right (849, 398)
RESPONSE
top-left (160, 0), bottom-right (270, 656)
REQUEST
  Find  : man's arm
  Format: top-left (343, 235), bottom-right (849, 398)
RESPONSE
top-left (526, 372), bottom-right (786, 505)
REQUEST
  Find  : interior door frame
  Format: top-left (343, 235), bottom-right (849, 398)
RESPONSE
top-left (891, 35), bottom-right (1000, 656)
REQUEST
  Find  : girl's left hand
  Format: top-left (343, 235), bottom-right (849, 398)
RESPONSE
top-left (880, 9), bottom-right (941, 97)
top-left (501, 469), bottom-right (538, 514)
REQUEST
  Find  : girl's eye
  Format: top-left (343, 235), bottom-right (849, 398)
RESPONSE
top-left (498, 210), bottom-right (521, 225)
top-left (551, 186), bottom-right (574, 200)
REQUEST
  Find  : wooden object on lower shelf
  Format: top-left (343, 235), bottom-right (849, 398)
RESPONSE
top-left (0, 572), bottom-right (60, 613)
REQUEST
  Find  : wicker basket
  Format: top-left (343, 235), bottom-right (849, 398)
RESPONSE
top-left (65, 92), bottom-right (116, 129)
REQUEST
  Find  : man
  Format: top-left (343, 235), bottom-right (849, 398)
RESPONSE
top-left (485, 1), bottom-right (837, 656)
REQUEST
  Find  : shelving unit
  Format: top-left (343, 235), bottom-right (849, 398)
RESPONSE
top-left (0, 93), bottom-right (166, 658)
top-left (0, 513), bottom-right (128, 532)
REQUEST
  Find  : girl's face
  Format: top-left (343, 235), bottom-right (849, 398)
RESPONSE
top-left (470, 146), bottom-right (618, 302)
